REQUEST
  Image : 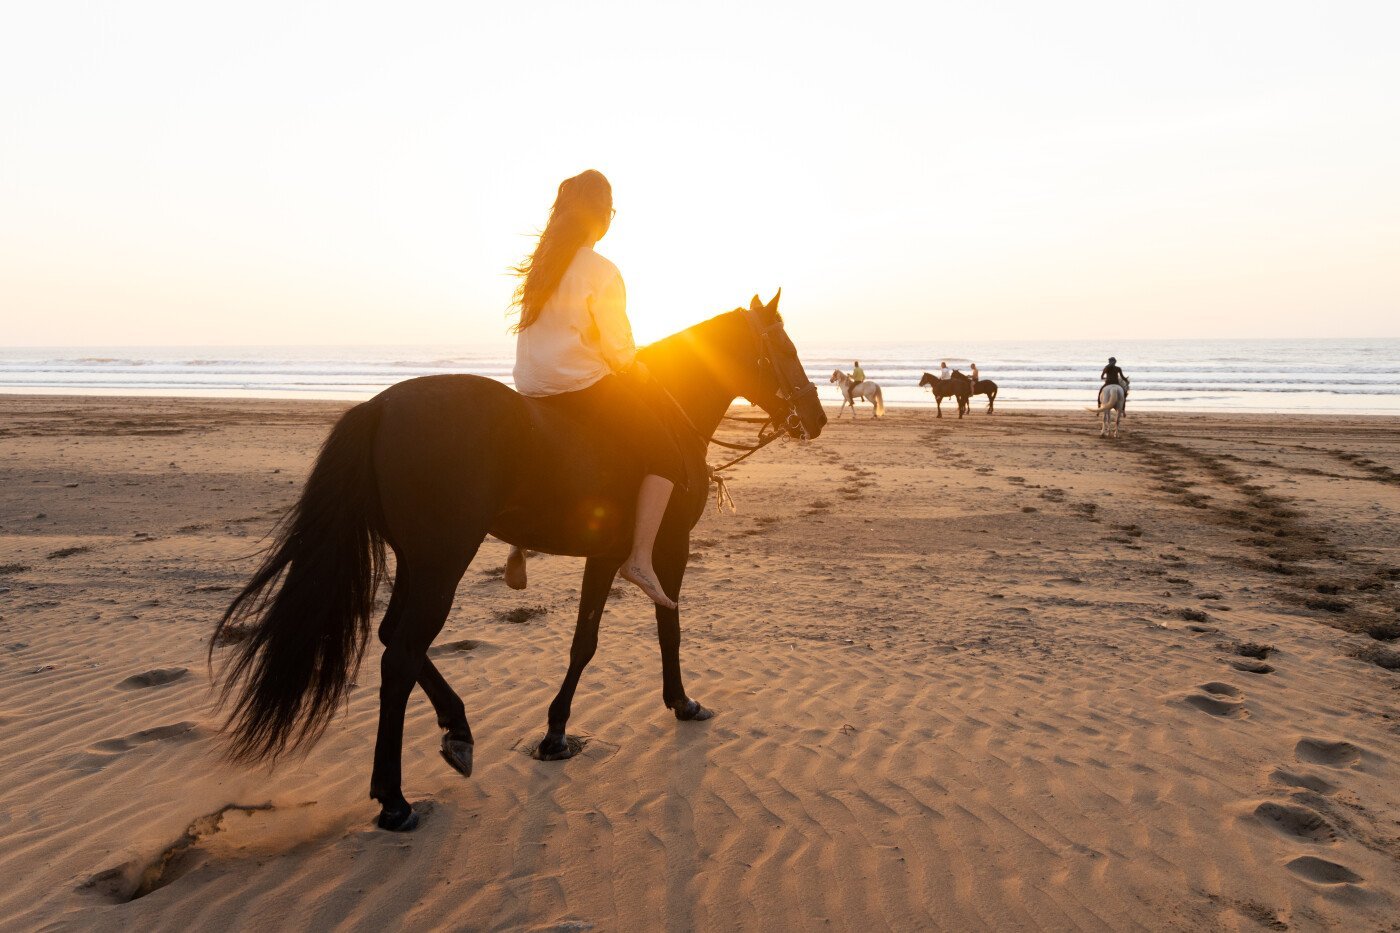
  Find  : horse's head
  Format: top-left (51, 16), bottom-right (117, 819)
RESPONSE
top-left (918, 372), bottom-right (935, 389)
top-left (733, 291), bottom-right (826, 440)
top-left (829, 370), bottom-right (845, 385)
top-left (644, 291), bottom-right (826, 440)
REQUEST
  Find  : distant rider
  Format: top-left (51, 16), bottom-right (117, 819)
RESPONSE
top-left (1100, 356), bottom-right (1129, 412)
top-left (970, 362), bottom-right (979, 386)
top-left (850, 360), bottom-right (865, 391)
top-left (939, 360), bottom-right (951, 381)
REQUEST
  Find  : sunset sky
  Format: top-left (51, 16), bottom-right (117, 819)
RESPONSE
top-left (3, 2), bottom-right (1397, 346)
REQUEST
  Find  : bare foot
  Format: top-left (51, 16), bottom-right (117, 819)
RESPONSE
top-left (504, 548), bottom-right (527, 590)
top-left (620, 562), bottom-right (676, 609)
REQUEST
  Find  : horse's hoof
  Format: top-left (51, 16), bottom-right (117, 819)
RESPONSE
top-left (440, 736), bottom-right (474, 778)
top-left (536, 732), bottom-right (580, 761)
top-left (674, 698), bottom-right (715, 722)
top-left (376, 804), bottom-right (420, 832)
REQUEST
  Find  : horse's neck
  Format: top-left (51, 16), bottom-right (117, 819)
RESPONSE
top-left (642, 324), bottom-right (738, 443)
top-left (671, 380), bottom-right (732, 441)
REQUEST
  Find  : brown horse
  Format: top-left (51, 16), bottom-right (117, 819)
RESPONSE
top-left (971, 378), bottom-right (998, 413)
top-left (918, 370), bottom-right (972, 418)
top-left (212, 292), bottom-right (827, 831)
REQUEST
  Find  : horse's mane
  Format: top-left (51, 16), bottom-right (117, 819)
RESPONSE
top-left (637, 309), bottom-right (745, 371)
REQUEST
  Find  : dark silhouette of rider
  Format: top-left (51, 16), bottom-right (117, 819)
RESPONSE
top-left (1099, 357), bottom-right (1129, 411)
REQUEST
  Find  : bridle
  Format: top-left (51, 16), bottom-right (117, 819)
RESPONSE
top-left (737, 306), bottom-right (819, 443)
top-left (654, 306), bottom-right (820, 509)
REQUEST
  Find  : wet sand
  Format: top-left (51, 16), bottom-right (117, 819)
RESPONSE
top-left (2, 395), bottom-right (1398, 930)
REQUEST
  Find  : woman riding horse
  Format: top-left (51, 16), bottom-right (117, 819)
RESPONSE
top-left (211, 171), bottom-right (827, 832)
top-left (505, 170), bottom-right (678, 608)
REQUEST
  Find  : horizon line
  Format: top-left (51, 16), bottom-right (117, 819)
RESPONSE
top-left (5, 334), bottom-right (1400, 350)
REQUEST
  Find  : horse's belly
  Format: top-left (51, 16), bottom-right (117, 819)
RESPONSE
top-left (370, 374), bottom-right (692, 559)
top-left (489, 449), bottom-right (635, 555)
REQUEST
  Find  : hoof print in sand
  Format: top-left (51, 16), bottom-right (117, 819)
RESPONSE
top-left (1253, 801), bottom-right (1337, 843)
top-left (1230, 659), bottom-right (1275, 675)
top-left (117, 667), bottom-right (189, 689)
top-left (514, 734), bottom-right (621, 764)
top-left (1181, 683), bottom-right (1245, 718)
top-left (427, 639), bottom-right (486, 658)
top-left (1184, 694), bottom-right (1246, 718)
top-left (1295, 738), bottom-right (1362, 769)
top-left (517, 735), bottom-right (588, 762)
top-left (69, 721), bottom-right (204, 772)
top-left (1269, 768), bottom-right (1337, 795)
top-left (1284, 856), bottom-right (1363, 887)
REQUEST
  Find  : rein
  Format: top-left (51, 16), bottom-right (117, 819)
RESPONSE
top-left (652, 382), bottom-right (785, 512)
top-left (705, 421), bottom-right (785, 513)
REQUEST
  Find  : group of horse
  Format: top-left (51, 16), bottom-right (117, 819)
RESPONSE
top-left (830, 368), bottom-right (997, 419)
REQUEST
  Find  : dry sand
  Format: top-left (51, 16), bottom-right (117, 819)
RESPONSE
top-left (2, 395), bottom-right (1398, 931)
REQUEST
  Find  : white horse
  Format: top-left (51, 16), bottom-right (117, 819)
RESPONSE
top-left (1089, 383), bottom-right (1126, 437)
top-left (830, 370), bottom-right (885, 419)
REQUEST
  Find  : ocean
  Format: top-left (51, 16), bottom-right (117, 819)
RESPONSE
top-left (2, 338), bottom-right (1398, 415)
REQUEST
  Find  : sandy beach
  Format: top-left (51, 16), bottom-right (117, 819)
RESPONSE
top-left (2, 395), bottom-right (1398, 931)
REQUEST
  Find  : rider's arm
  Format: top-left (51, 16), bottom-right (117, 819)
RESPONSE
top-left (589, 269), bottom-right (637, 375)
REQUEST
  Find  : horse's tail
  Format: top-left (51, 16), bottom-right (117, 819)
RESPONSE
top-left (1088, 392), bottom-right (1123, 413)
top-left (210, 399), bottom-right (388, 764)
top-left (873, 386), bottom-right (886, 417)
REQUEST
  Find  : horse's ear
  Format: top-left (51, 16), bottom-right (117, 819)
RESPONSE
top-left (768, 288), bottom-right (781, 312)
top-left (749, 295), bottom-right (763, 312)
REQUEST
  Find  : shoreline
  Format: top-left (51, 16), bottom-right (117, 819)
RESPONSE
top-left (4, 388), bottom-right (1400, 420)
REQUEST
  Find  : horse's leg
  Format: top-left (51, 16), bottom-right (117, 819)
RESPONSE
top-left (418, 658), bottom-right (474, 777)
top-left (370, 555), bottom-right (473, 831)
top-left (654, 530), bottom-right (713, 721)
top-left (935, 395), bottom-right (943, 418)
top-left (538, 555), bottom-right (619, 760)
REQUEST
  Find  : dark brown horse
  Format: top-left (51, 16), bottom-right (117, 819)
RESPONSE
top-left (972, 379), bottom-right (998, 413)
top-left (212, 292), bottom-right (826, 831)
top-left (918, 370), bottom-right (972, 418)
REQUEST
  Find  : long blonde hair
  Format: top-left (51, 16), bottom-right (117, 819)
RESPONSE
top-left (511, 170), bottom-right (613, 332)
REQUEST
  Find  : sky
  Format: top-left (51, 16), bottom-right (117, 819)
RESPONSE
top-left (2, 1), bottom-right (1398, 347)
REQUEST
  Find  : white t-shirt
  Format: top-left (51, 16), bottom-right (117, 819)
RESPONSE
top-left (513, 247), bottom-right (636, 397)
top-left (940, 366), bottom-right (950, 380)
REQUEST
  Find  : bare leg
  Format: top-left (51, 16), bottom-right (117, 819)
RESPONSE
top-left (504, 546), bottom-right (527, 590)
top-left (619, 474), bottom-right (677, 609)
